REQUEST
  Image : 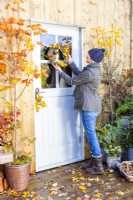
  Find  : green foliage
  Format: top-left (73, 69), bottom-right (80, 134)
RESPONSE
top-left (41, 74), bottom-right (50, 89)
top-left (97, 121), bottom-right (123, 148)
top-left (125, 130), bottom-right (133, 148)
top-left (116, 101), bottom-right (133, 117)
top-left (10, 155), bottom-right (31, 165)
top-left (104, 145), bottom-right (122, 157)
top-left (119, 117), bottom-right (133, 148)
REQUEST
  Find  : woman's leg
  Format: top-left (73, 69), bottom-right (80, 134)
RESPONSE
top-left (81, 111), bottom-right (104, 174)
top-left (81, 111), bottom-right (102, 158)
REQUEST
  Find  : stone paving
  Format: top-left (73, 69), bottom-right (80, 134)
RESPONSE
top-left (0, 160), bottom-right (133, 200)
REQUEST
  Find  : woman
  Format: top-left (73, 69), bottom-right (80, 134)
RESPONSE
top-left (53, 48), bottom-right (105, 175)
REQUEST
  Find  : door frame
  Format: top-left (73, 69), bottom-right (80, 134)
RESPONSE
top-left (31, 20), bottom-right (85, 171)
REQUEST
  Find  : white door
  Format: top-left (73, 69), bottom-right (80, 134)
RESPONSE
top-left (33, 22), bottom-right (84, 172)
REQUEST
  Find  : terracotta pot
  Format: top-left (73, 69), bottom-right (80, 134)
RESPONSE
top-left (4, 162), bottom-right (31, 192)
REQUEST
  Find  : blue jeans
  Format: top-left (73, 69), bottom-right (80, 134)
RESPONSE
top-left (81, 111), bottom-right (102, 158)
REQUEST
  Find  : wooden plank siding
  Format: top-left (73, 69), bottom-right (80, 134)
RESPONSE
top-left (0, 0), bottom-right (132, 171)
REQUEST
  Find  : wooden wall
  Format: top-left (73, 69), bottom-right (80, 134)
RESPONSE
top-left (0, 0), bottom-right (132, 170)
top-left (28, 0), bottom-right (131, 68)
top-left (23, 0), bottom-right (132, 162)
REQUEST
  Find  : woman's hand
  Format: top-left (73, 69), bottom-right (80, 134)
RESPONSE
top-left (53, 63), bottom-right (62, 72)
top-left (68, 54), bottom-right (73, 63)
top-left (65, 54), bottom-right (73, 64)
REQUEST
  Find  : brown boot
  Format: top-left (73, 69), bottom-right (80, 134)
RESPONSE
top-left (85, 157), bottom-right (104, 175)
top-left (82, 157), bottom-right (93, 169)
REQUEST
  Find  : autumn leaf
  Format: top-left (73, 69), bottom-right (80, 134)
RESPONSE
top-left (0, 63), bottom-right (6, 75)
top-left (95, 192), bottom-right (102, 197)
top-left (22, 191), bottom-right (30, 198)
top-left (52, 183), bottom-right (58, 187)
top-left (95, 177), bottom-right (100, 182)
top-left (0, 85), bottom-right (13, 91)
top-left (87, 182), bottom-right (91, 186)
top-left (13, 0), bottom-right (20, 5)
top-left (35, 93), bottom-right (47, 112)
top-left (13, 190), bottom-right (21, 197)
top-left (17, 19), bottom-right (25, 26)
top-left (115, 191), bottom-right (124, 196)
top-left (116, 40), bottom-right (122, 46)
top-left (79, 177), bottom-right (86, 181)
top-left (57, 61), bottom-right (67, 67)
top-left (79, 185), bottom-right (86, 190)
top-left (0, 55), bottom-right (5, 60)
top-left (37, 41), bottom-right (44, 46)
top-left (72, 177), bottom-right (79, 182)
top-left (9, 78), bottom-right (21, 85)
top-left (4, 101), bottom-right (13, 109)
top-left (5, 3), bottom-right (11, 9)
top-left (28, 137), bottom-right (36, 143)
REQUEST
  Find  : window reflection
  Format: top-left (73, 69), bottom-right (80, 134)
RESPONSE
top-left (58, 36), bottom-right (72, 88)
top-left (40, 34), bottom-right (73, 89)
top-left (41, 63), bottom-right (56, 88)
top-left (40, 34), bottom-right (55, 60)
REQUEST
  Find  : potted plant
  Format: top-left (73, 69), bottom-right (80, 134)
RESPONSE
top-left (115, 99), bottom-right (133, 161)
top-left (105, 145), bottom-right (122, 169)
top-left (97, 123), bottom-right (123, 169)
top-left (0, 0), bottom-right (47, 191)
top-left (120, 119), bottom-right (133, 161)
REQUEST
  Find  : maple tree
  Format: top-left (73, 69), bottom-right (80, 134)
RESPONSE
top-left (0, 0), bottom-right (47, 159)
top-left (91, 24), bottom-right (124, 125)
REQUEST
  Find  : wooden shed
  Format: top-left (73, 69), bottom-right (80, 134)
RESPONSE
top-left (0, 0), bottom-right (132, 172)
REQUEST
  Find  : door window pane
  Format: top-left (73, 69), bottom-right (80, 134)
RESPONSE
top-left (40, 34), bottom-right (56, 88)
top-left (40, 34), bottom-right (73, 89)
top-left (40, 34), bottom-right (55, 60)
top-left (58, 36), bottom-right (72, 88)
top-left (41, 63), bottom-right (56, 89)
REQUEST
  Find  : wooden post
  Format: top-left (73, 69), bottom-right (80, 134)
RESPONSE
top-left (131, 0), bottom-right (133, 68)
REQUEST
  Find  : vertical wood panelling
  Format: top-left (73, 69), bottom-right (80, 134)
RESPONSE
top-left (0, 0), bottom-right (131, 170)
top-left (56, 0), bottom-right (74, 23)
top-left (124, 0), bottom-right (131, 68)
top-left (131, 0), bottom-right (133, 68)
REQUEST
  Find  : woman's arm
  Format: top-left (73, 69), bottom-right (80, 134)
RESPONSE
top-left (59, 70), bottom-right (92, 85)
top-left (53, 63), bottom-right (92, 85)
top-left (69, 61), bottom-right (81, 76)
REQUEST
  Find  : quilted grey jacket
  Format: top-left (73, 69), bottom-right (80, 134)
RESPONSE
top-left (59, 61), bottom-right (101, 112)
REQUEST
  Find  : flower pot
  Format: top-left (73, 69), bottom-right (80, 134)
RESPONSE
top-left (4, 161), bottom-right (31, 192)
top-left (128, 148), bottom-right (133, 161)
top-left (121, 148), bottom-right (128, 161)
top-left (106, 155), bottom-right (121, 169)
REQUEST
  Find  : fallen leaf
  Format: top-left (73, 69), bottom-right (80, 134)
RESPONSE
top-left (52, 170), bottom-right (57, 173)
top-left (95, 192), bottom-right (102, 197)
top-left (52, 183), bottom-right (58, 187)
top-left (84, 194), bottom-right (90, 198)
top-left (80, 177), bottom-right (86, 181)
top-left (87, 182), bottom-right (91, 186)
top-left (49, 190), bottom-right (58, 195)
top-left (72, 177), bottom-right (79, 182)
top-left (79, 185), bottom-right (86, 190)
top-left (116, 191), bottom-right (124, 196)
top-left (95, 177), bottom-right (100, 182)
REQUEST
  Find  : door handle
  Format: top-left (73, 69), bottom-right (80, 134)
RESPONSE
top-left (35, 88), bottom-right (39, 99)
